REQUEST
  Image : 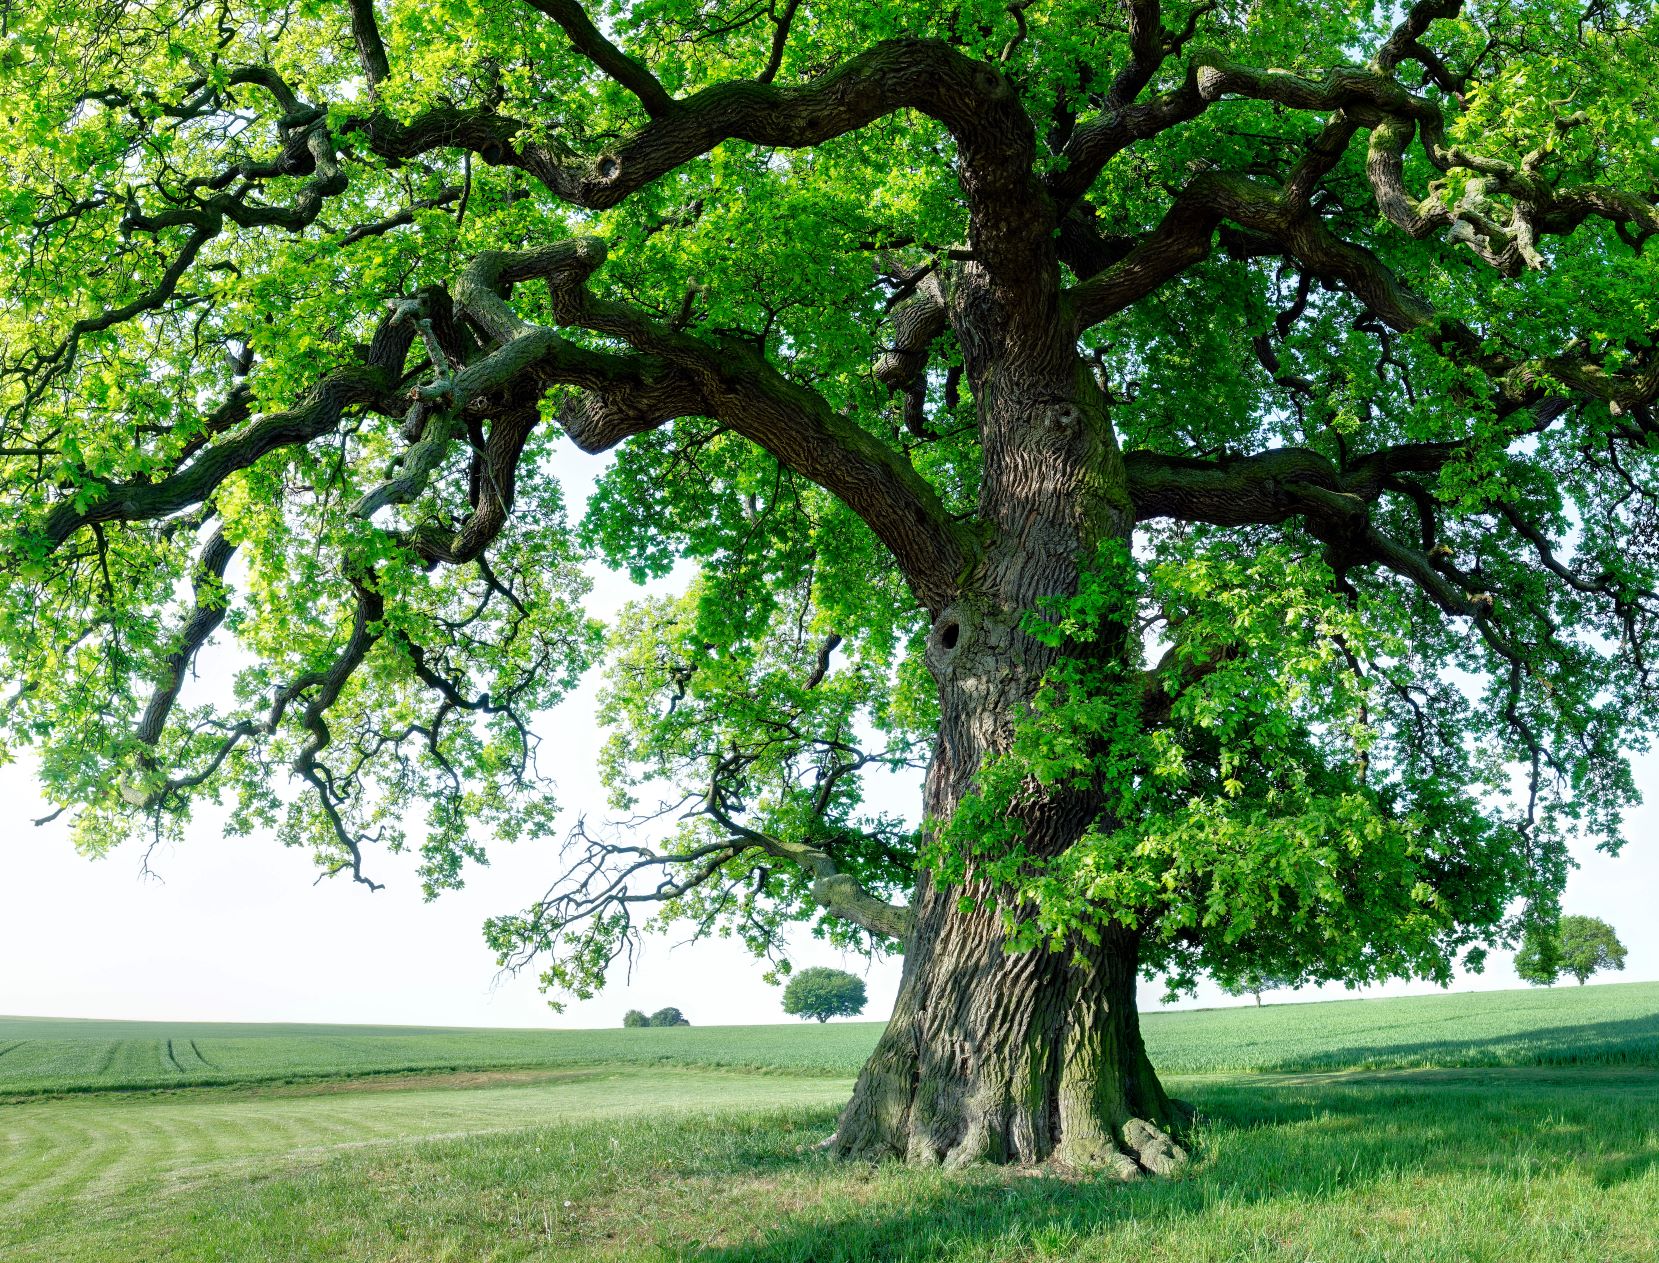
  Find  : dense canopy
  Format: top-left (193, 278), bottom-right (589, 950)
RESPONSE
top-left (5, 0), bottom-right (1657, 1168)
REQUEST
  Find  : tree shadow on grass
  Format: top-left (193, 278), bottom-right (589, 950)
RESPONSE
top-left (1231, 1013), bottom-right (1659, 1074)
top-left (682, 1068), bottom-right (1659, 1263)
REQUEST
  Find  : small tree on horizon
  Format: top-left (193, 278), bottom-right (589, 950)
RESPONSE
top-left (782, 968), bottom-right (869, 1023)
top-left (622, 1009), bottom-right (650, 1028)
top-left (648, 1007), bottom-right (690, 1027)
top-left (1557, 916), bottom-right (1629, 986)
top-left (1218, 970), bottom-right (1294, 1007)
top-left (1516, 915), bottom-right (1627, 986)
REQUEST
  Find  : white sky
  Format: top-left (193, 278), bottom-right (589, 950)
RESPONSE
top-left (2, 443), bottom-right (1653, 1028)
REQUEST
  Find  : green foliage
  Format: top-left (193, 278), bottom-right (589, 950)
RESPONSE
top-left (1556, 915), bottom-right (1630, 986)
top-left (1518, 914), bottom-right (1629, 986)
top-left (622, 1008), bottom-right (651, 1027)
top-left (781, 966), bottom-right (870, 1022)
top-left (937, 541), bottom-right (1531, 997)
top-left (1515, 922), bottom-right (1564, 986)
top-left (1, 0), bottom-right (1655, 1016)
top-left (648, 1006), bottom-right (690, 1027)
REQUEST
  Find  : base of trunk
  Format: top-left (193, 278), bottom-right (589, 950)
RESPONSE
top-left (830, 1077), bottom-right (1189, 1177)
top-left (826, 1113), bottom-right (1187, 1178)
top-left (829, 907), bottom-right (1188, 1175)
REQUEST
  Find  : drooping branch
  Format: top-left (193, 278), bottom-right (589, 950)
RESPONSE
top-left (293, 580), bottom-right (390, 891)
top-left (701, 794), bottom-right (916, 940)
top-left (37, 309), bottom-right (414, 552)
top-left (133, 527), bottom-right (237, 748)
top-left (491, 780), bottom-right (915, 993)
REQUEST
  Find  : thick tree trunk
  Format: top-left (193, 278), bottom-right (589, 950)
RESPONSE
top-left (828, 264), bottom-right (1186, 1172)
top-left (832, 884), bottom-right (1184, 1173)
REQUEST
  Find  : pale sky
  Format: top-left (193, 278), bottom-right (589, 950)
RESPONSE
top-left (2, 442), bottom-right (1652, 1029)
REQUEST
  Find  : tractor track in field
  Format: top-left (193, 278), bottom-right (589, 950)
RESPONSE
top-left (188, 1041), bottom-right (214, 1069)
top-left (163, 1041), bottom-right (184, 1074)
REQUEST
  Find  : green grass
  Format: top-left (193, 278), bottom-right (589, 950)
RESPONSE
top-left (1140, 980), bottom-right (1659, 1073)
top-left (0, 1068), bottom-right (852, 1230)
top-left (5, 980), bottom-right (1657, 1096)
top-left (0, 1015), bottom-right (879, 1095)
top-left (3, 1068), bottom-right (1654, 1261)
top-left (3, 983), bottom-right (1656, 1260)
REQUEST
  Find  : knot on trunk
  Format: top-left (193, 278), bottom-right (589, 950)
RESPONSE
top-left (927, 603), bottom-right (976, 676)
top-left (1040, 402), bottom-right (1082, 437)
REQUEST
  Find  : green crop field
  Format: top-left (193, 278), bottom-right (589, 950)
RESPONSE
top-left (2, 983), bottom-right (1656, 1261)
top-left (4, 980), bottom-right (1658, 1096)
top-left (0, 1015), bottom-right (876, 1095)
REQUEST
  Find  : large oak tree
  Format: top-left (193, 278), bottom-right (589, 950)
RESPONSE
top-left (4, 0), bottom-right (1657, 1172)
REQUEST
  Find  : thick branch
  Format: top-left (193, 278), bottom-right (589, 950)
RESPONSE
top-left (346, 0), bottom-right (391, 86)
top-left (1066, 198), bottom-right (1218, 330)
top-left (1126, 445), bottom-right (1479, 616)
top-left (356, 39), bottom-right (1049, 286)
top-left (40, 363), bottom-right (399, 551)
top-left (34, 290), bottom-right (416, 548)
top-left (442, 241), bottom-right (979, 610)
top-left (133, 528), bottom-right (236, 746)
top-left (703, 801), bottom-right (916, 940)
top-left (520, 0), bottom-right (675, 117)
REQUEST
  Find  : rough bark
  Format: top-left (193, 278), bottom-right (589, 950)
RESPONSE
top-left (831, 268), bottom-right (1184, 1172)
top-left (833, 879), bottom-right (1184, 1173)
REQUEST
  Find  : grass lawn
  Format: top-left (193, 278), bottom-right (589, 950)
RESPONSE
top-left (2, 984), bottom-right (1656, 1260)
top-left (4, 1067), bottom-right (1654, 1261)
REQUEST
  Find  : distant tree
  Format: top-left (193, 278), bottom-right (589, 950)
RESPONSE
top-left (649, 1007), bottom-right (690, 1027)
top-left (622, 1009), bottom-right (650, 1028)
top-left (1516, 915), bottom-right (1627, 986)
top-left (1557, 916), bottom-right (1629, 986)
top-left (782, 968), bottom-right (869, 1023)
top-left (1514, 924), bottom-right (1562, 987)
top-left (1218, 970), bottom-right (1294, 1007)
